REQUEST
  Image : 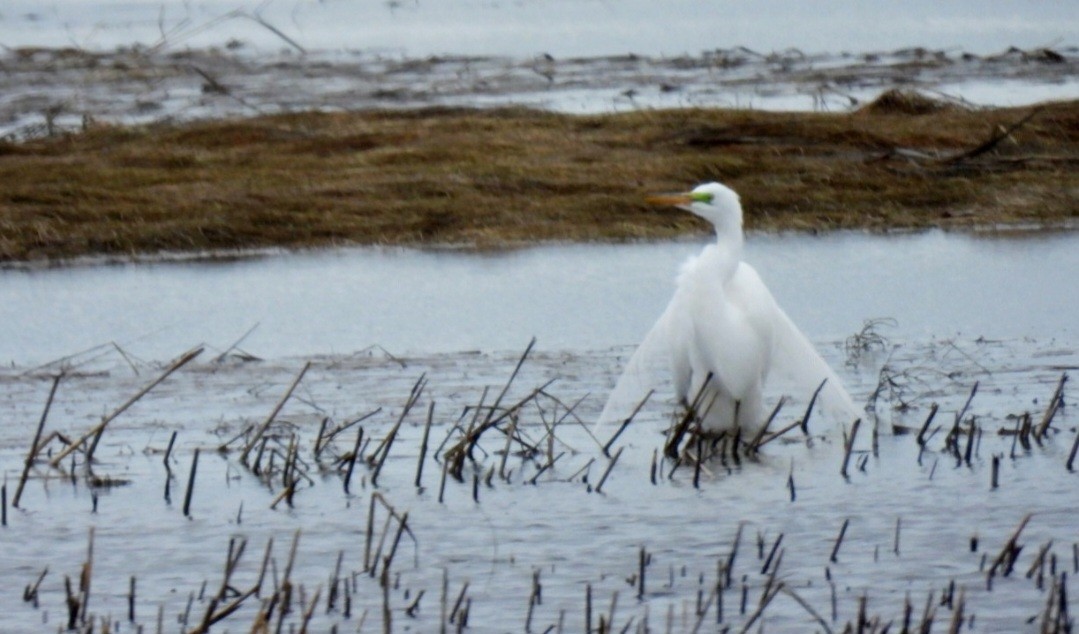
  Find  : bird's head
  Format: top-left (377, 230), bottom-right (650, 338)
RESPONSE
top-left (646, 182), bottom-right (743, 234)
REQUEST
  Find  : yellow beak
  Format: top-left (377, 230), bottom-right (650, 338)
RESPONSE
top-left (644, 193), bottom-right (695, 207)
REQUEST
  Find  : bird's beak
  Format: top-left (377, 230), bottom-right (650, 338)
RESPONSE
top-left (644, 193), bottom-right (695, 207)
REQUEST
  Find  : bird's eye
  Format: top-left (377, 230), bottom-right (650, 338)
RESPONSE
top-left (690, 192), bottom-right (714, 204)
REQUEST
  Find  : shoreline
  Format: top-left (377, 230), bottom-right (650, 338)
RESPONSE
top-left (2, 221), bottom-right (1077, 271)
top-left (3, 99), bottom-right (1077, 263)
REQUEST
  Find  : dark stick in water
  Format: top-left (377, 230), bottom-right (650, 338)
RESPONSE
top-left (183, 448), bottom-right (200, 518)
top-left (13, 373), bottom-right (62, 508)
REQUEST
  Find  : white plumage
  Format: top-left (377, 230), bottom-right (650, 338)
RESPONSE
top-left (599, 182), bottom-right (860, 439)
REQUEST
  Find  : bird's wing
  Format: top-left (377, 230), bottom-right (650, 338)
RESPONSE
top-left (768, 302), bottom-right (863, 437)
top-left (596, 304), bottom-right (675, 428)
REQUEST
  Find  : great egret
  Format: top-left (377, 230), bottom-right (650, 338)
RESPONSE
top-left (598, 182), bottom-right (860, 440)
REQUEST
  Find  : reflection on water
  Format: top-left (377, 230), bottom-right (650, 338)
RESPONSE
top-left (1, 230), bottom-right (1076, 366)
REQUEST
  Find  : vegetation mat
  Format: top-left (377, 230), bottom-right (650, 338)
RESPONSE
top-left (1, 94), bottom-right (1076, 262)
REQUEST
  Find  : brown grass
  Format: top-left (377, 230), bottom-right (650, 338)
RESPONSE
top-left (0, 98), bottom-right (1076, 262)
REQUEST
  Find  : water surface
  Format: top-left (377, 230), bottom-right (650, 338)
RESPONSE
top-left (2, 230), bottom-right (1076, 366)
top-left (2, 0), bottom-right (1075, 57)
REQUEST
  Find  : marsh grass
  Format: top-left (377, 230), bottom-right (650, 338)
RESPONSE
top-left (1, 98), bottom-right (1076, 261)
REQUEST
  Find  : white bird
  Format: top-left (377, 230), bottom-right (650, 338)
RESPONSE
top-left (598, 182), bottom-right (860, 440)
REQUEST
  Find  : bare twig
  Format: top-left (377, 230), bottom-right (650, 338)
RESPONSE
top-left (50, 347), bottom-right (203, 467)
top-left (240, 361), bottom-right (311, 465)
top-left (13, 374), bottom-right (62, 507)
top-left (942, 107), bottom-right (1044, 164)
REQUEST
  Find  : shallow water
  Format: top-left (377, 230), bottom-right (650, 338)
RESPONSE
top-left (0, 334), bottom-right (1075, 632)
top-left (1, 1), bottom-right (1075, 137)
top-left (0, 232), bottom-right (1076, 630)
top-left (2, 230), bottom-right (1077, 368)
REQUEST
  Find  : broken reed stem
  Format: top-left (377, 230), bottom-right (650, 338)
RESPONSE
top-left (943, 106), bottom-right (1044, 164)
top-left (594, 446), bottom-right (624, 494)
top-left (327, 549), bottom-right (344, 613)
top-left (840, 419), bottom-right (862, 479)
top-left (758, 413), bottom-right (823, 451)
top-left (917, 403), bottom-right (939, 446)
top-left (320, 408), bottom-right (382, 450)
top-left (256, 537), bottom-right (274, 596)
top-left (442, 339), bottom-right (537, 478)
top-left (313, 417), bottom-right (329, 458)
top-left (739, 581), bottom-right (783, 634)
top-left (80, 527), bottom-right (95, 626)
top-left (725, 524), bottom-right (743, 589)
top-left (988, 513), bottom-right (1033, 580)
top-left (947, 587), bottom-right (966, 634)
top-left (445, 378), bottom-right (554, 481)
top-left (190, 538), bottom-right (258, 633)
top-left (692, 435), bottom-right (704, 488)
top-left (383, 512), bottom-right (410, 574)
top-left (1037, 373), bottom-right (1068, 439)
top-left (602, 389), bottom-right (654, 457)
top-left (528, 451), bottom-right (564, 485)
top-left (213, 321), bottom-right (260, 363)
top-left (183, 448), bottom-right (200, 518)
top-left (249, 13), bottom-right (308, 54)
top-left (364, 495), bottom-right (378, 573)
top-left (438, 459), bottom-right (448, 503)
top-left (665, 373), bottom-right (715, 459)
top-left (14, 373), bottom-right (62, 508)
top-left (343, 427), bottom-right (364, 495)
top-left (1067, 430), bottom-right (1079, 472)
top-left (748, 397), bottom-right (787, 451)
top-left (486, 338), bottom-right (536, 428)
top-left (449, 581), bottom-right (469, 626)
top-left (779, 585), bottom-right (835, 634)
top-left (440, 568), bottom-right (449, 634)
top-left (638, 547), bottom-right (647, 599)
top-left (416, 401), bottom-right (435, 488)
top-left (164, 430), bottom-right (178, 471)
top-left (830, 518), bottom-right (850, 563)
top-left (240, 361), bottom-right (311, 465)
top-left (954, 381), bottom-right (979, 427)
top-left (281, 529), bottom-right (302, 612)
top-left (761, 534), bottom-right (784, 575)
top-left (690, 584), bottom-right (718, 634)
top-left (298, 586), bottom-right (320, 634)
top-left (371, 374), bottom-right (427, 486)
top-left (799, 379), bottom-right (828, 434)
top-left (585, 583), bottom-right (592, 634)
top-left (364, 493), bottom-right (413, 576)
top-left (963, 419), bottom-right (977, 466)
top-left (498, 414), bottom-right (518, 481)
top-left (51, 347), bottom-right (203, 467)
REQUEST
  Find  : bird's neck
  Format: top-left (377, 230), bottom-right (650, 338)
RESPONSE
top-left (713, 227), bottom-right (745, 275)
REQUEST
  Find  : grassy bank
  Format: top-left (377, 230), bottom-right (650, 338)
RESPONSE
top-left (1, 95), bottom-right (1076, 262)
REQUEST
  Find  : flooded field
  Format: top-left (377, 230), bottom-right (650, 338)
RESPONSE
top-left (1, 232), bottom-right (1076, 632)
top-left (0, 332), bottom-right (1075, 632)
